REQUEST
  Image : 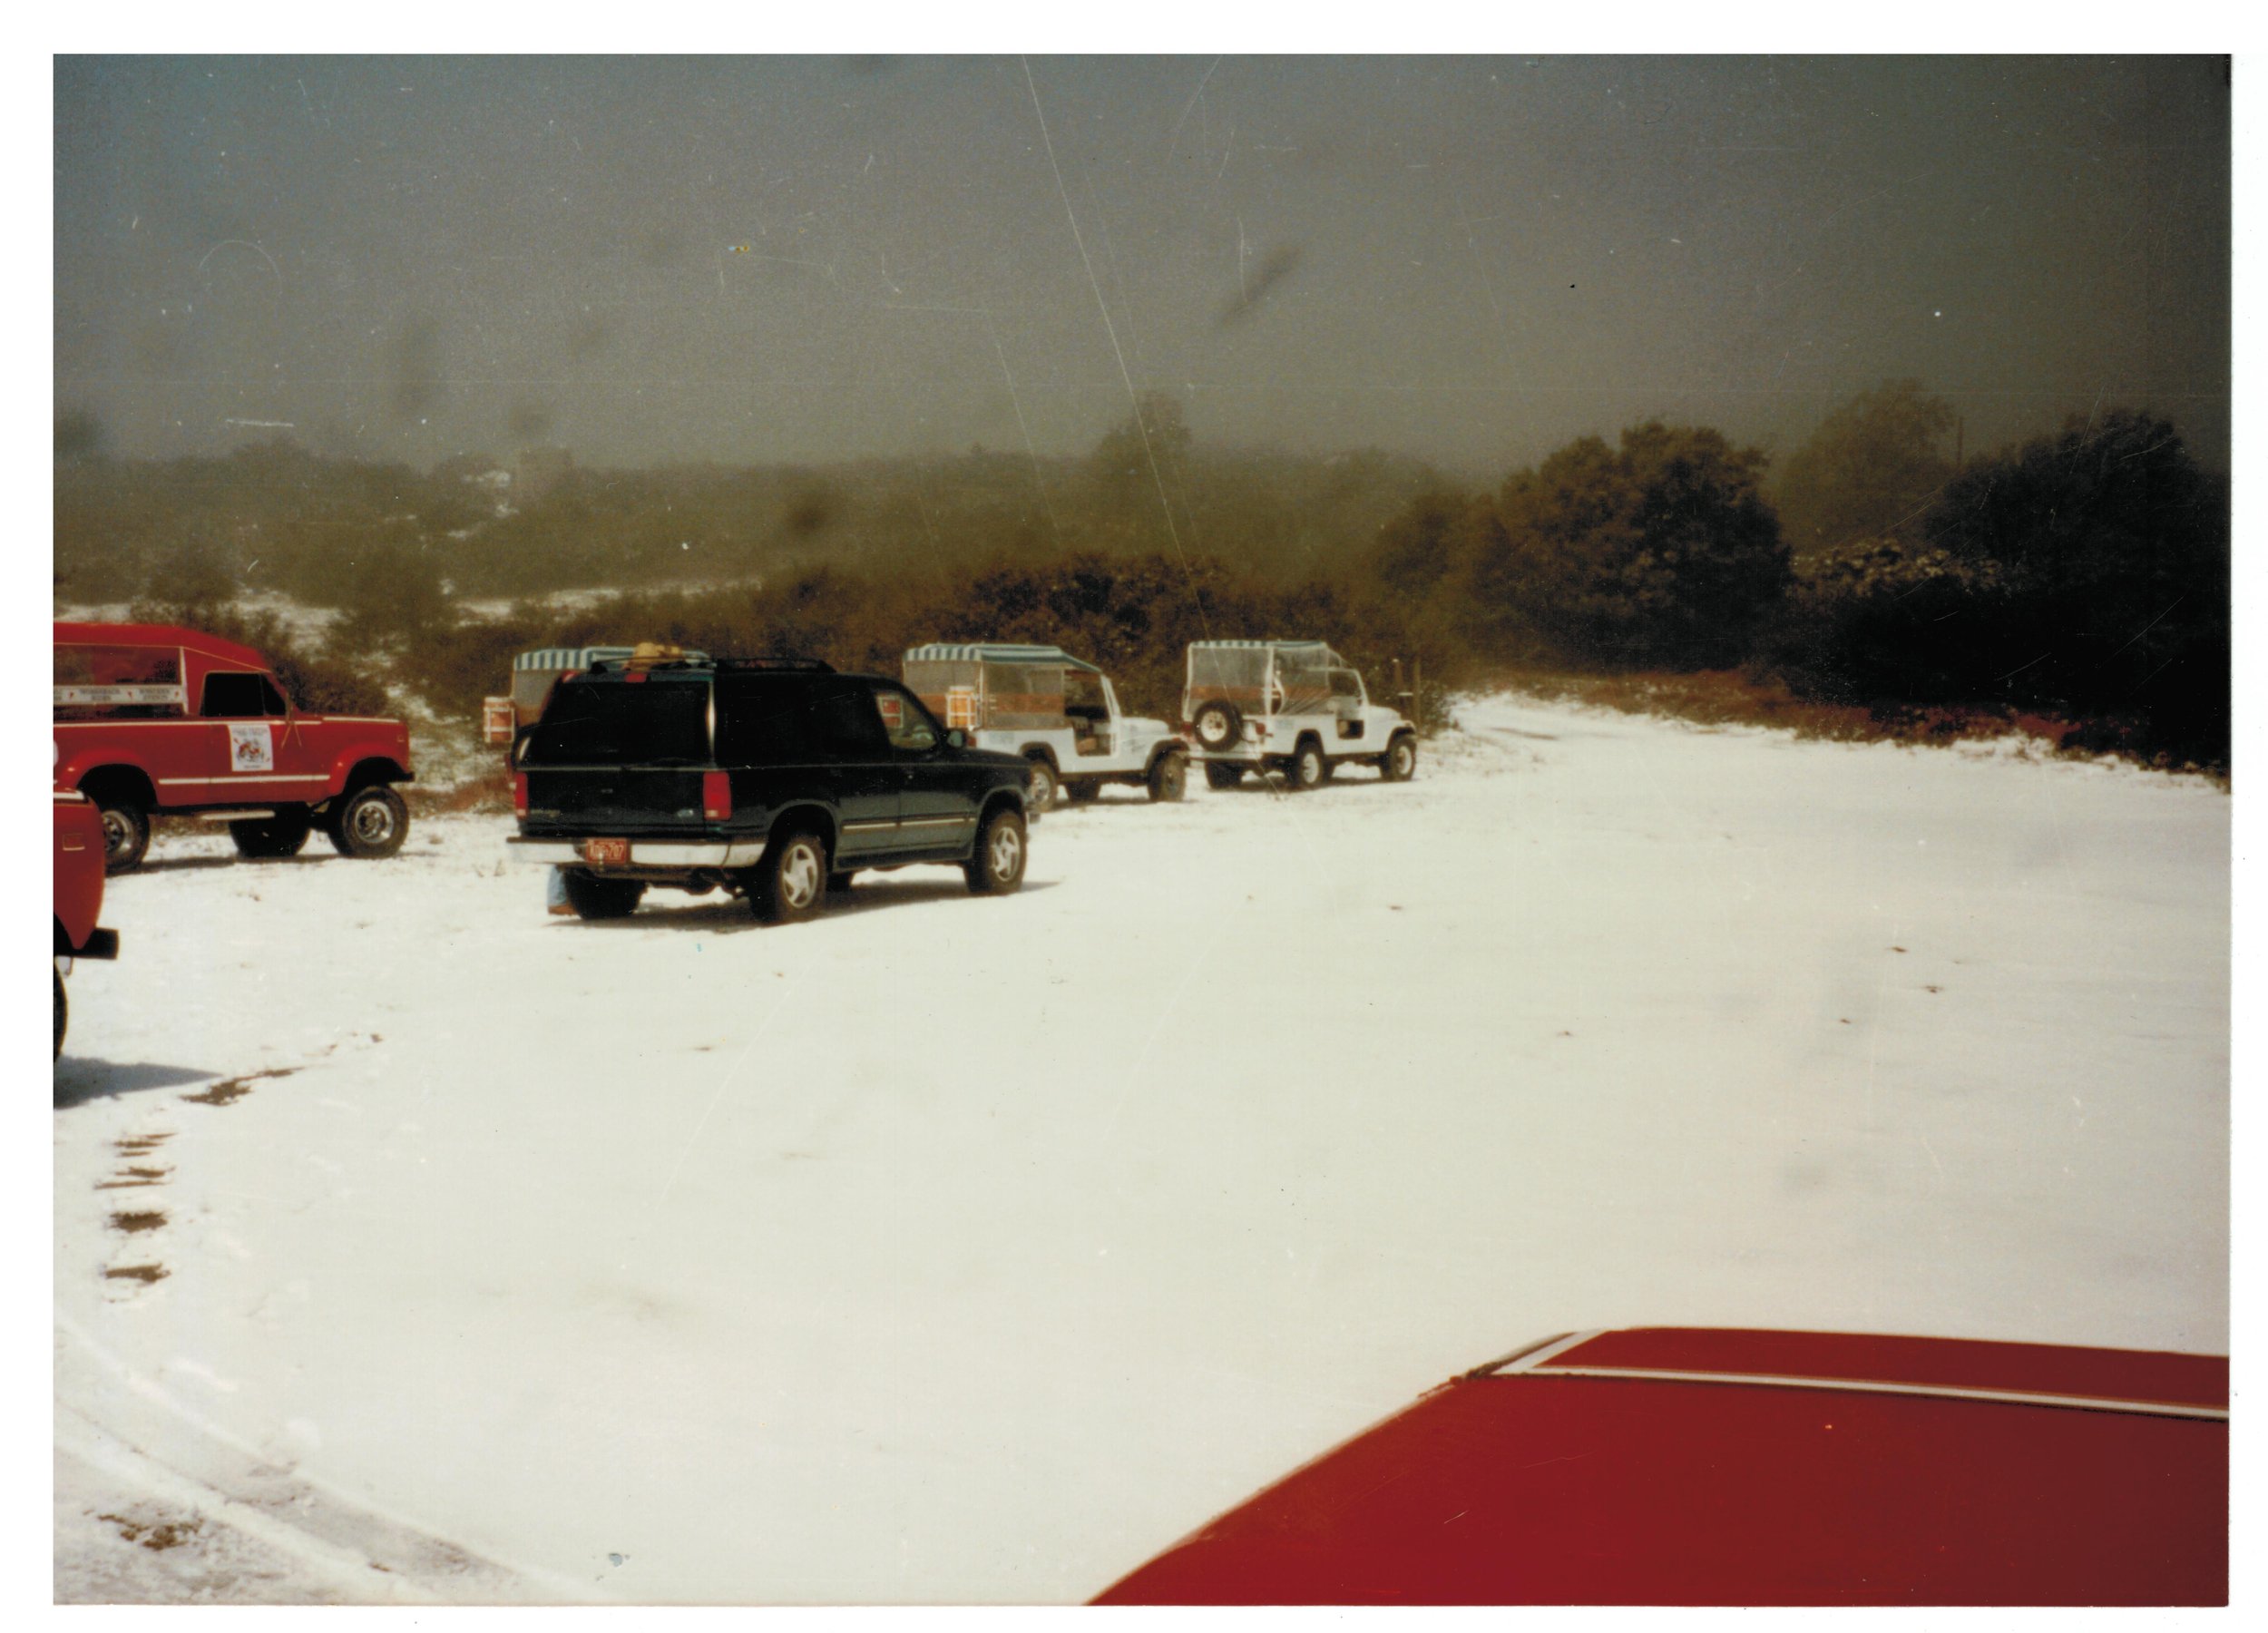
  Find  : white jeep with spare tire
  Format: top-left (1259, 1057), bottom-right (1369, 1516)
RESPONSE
top-left (903, 643), bottom-right (1188, 808)
top-left (1181, 640), bottom-right (1418, 792)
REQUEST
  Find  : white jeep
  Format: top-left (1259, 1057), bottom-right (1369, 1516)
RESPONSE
top-left (1181, 640), bottom-right (1418, 791)
top-left (903, 643), bottom-right (1189, 807)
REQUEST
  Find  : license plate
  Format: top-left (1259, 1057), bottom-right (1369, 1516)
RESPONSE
top-left (584, 837), bottom-right (630, 865)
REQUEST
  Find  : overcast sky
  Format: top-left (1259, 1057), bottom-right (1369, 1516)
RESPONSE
top-left (54, 54), bottom-right (2230, 477)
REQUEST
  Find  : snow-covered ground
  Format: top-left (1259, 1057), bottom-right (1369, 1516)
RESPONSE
top-left (52, 694), bottom-right (2229, 1603)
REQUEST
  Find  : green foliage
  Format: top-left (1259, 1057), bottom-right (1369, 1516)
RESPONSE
top-left (1775, 380), bottom-right (1956, 556)
top-left (1475, 421), bottom-right (1791, 669)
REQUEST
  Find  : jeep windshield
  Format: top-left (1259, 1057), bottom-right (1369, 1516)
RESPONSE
top-left (521, 678), bottom-right (711, 766)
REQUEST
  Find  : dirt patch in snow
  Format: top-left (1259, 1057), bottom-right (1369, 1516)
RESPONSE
top-left (99, 1511), bottom-right (204, 1551)
top-left (109, 1210), bottom-right (167, 1234)
top-left (104, 1265), bottom-right (169, 1285)
top-left (182, 1065), bottom-right (300, 1106)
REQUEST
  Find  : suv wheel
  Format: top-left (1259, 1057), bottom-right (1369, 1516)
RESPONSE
top-left (1192, 701), bottom-right (1243, 753)
top-left (96, 797), bottom-right (151, 875)
top-left (1382, 731), bottom-right (1418, 782)
top-left (1025, 757), bottom-right (1058, 811)
top-left (231, 806), bottom-right (312, 859)
top-left (966, 806), bottom-right (1027, 895)
top-left (1286, 740), bottom-right (1325, 792)
top-left (1147, 752), bottom-right (1188, 803)
top-left (327, 786), bottom-right (409, 858)
top-left (754, 829), bottom-right (828, 924)
top-left (1203, 761), bottom-right (1244, 790)
top-left (563, 869), bottom-right (645, 921)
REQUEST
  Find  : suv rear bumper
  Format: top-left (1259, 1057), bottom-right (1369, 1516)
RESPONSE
top-left (508, 836), bottom-right (768, 868)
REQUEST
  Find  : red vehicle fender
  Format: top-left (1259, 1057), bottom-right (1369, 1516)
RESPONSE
top-left (53, 792), bottom-right (115, 956)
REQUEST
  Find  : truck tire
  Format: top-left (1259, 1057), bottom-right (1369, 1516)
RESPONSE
top-left (231, 806), bottom-right (312, 858)
top-left (1382, 731), bottom-right (1418, 782)
top-left (327, 786), bottom-right (408, 859)
top-left (1024, 756), bottom-right (1059, 812)
top-left (1192, 701), bottom-right (1243, 753)
top-left (1147, 752), bottom-right (1188, 803)
top-left (96, 797), bottom-right (151, 875)
top-left (1203, 761), bottom-right (1244, 790)
top-left (563, 869), bottom-right (645, 921)
top-left (1285, 739), bottom-right (1325, 792)
top-left (752, 829), bottom-right (828, 924)
top-left (965, 806), bottom-right (1027, 895)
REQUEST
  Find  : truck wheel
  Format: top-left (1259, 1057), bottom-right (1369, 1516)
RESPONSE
top-left (753, 829), bottom-right (827, 924)
top-left (1192, 702), bottom-right (1243, 753)
top-left (1024, 757), bottom-right (1058, 811)
top-left (231, 806), bottom-right (312, 858)
top-left (1382, 731), bottom-right (1418, 782)
top-left (1065, 779), bottom-right (1102, 804)
top-left (1286, 740), bottom-right (1325, 792)
top-left (965, 806), bottom-right (1027, 895)
top-left (1203, 762), bottom-right (1244, 791)
top-left (327, 786), bottom-right (408, 859)
top-left (1147, 752), bottom-right (1188, 803)
top-left (54, 968), bottom-right (65, 1061)
top-left (563, 869), bottom-right (645, 921)
top-left (96, 798), bottom-right (151, 875)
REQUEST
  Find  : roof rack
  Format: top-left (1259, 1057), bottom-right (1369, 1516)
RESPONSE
top-left (716, 657), bottom-right (834, 673)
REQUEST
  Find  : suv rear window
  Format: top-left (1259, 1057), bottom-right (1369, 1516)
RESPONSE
top-left (522, 678), bottom-right (712, 765)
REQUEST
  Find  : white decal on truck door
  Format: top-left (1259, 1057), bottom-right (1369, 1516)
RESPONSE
top-left (228, 720), bottom-right (275, 773)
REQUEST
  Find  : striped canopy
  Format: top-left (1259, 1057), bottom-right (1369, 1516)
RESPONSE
top-left (904, 642), bottom-right (1102, 674)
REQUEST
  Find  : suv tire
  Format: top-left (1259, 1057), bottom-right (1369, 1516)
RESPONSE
top-left (327, 786), bottom-right (409, 859)
top-left (1192, 701), bottom-right (1243, 753)
top-left (753, 829), bottom-right (828, 924)
top-left (96, 797), bottom-right (151, 875)
top-left (1382, 731), bottom-right (1418, 782)
top-left (1147, 752), bottom-right (1188, 803)
top-left (1286, 739), bottom-right (1325, 792)
top-left (966, 806), bottom-right (1027, 895)
top-left (231, 806), bottom-right (313, 859)
top-left (1203, 761), bottom-right (1244, 790)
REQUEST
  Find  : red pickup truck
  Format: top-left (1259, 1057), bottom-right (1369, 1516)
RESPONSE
top-left (54, 789), bottom-right (120, 1057)
top-left (54, 621), bottom-right (415, 872)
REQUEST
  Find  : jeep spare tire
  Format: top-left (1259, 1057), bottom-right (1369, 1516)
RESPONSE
top-left (1192, 701), bottom-right (1243, 753)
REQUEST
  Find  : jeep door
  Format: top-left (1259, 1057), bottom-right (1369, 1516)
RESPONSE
top-left (875, 681), bottom-right (979, 857)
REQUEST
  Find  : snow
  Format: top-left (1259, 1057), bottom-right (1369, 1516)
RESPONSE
top-left (52, 693), bottom-right (2229, 1603)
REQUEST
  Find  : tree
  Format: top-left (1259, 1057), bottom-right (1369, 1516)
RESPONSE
top-left (1776, 380), bottom-right (1957, 557)
top-left (1474, 421), bottom-right (1790, 669)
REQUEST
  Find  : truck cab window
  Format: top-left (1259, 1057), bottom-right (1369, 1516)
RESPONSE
top-left (202, 671), bottom-right (288, 718)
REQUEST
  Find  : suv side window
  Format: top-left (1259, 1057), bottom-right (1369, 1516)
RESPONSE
top-left (201, 671), bottom-right (288, 718)
top-left (871, 683), bottom-right (938, 752)
top-left (807, 677), bottom-right (891, 757)
top-left (714, 675), bottom-right (817, 766)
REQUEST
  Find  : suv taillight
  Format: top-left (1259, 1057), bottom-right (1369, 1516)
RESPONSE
top-left (513, 772), bottom-right (529, 816)
top-left (703, 771), bottom-right (732, 821)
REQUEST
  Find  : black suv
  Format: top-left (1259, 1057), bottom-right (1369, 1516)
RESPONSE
top-left (509, 658), bottom-right (1034, 922)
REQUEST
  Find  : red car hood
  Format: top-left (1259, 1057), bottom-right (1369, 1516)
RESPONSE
top-left (1094, 1327), bottom-right (2227, 1607)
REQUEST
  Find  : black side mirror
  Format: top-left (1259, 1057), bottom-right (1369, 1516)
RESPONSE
top-left (945, 728), bottom-right (968, 750)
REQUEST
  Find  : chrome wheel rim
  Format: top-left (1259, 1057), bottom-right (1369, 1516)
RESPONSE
top-left (100, 809), bottom-right (134, 857)
top-left (349, 795), bottom-right (396, 846)
top-left (990, 823), bottom-right (1022, 880)
top-left (1029, 766), bottom-right (1054, 807)
top-left (1393, 740), bottom-right (1414, 777)
top-left (780, 841), bottom-right (822, 909)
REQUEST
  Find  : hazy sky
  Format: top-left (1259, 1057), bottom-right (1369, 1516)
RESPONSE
top-left (54, 54), bottom-right (2230, 477)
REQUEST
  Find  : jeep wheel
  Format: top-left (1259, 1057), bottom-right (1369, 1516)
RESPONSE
top-left (1382, 731), bottom-right (1418, 782)
top-left (1147, 752), bottom-right (1188, 803)
top-left (96, 797), bottom-right (151, 875)
top-left (1192, 701), bottom-right (1243, 753)
top-left (1025, 758), bottom-right (1058, 812)
top-left (1286, 740), bottom-right (1326, 792)
top-left (563, 869), bottom-right (645, 921)
top-left (1203, 761), bottom-right (1244, 791)
top-left (966, 806), bottom-right (1027, 895)
top-left (753, 829), bottom-right (828, 924)
top-left (327, 786), bottom-right (408, 859)
top-left (231, 806), bottom-right (312, 859)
